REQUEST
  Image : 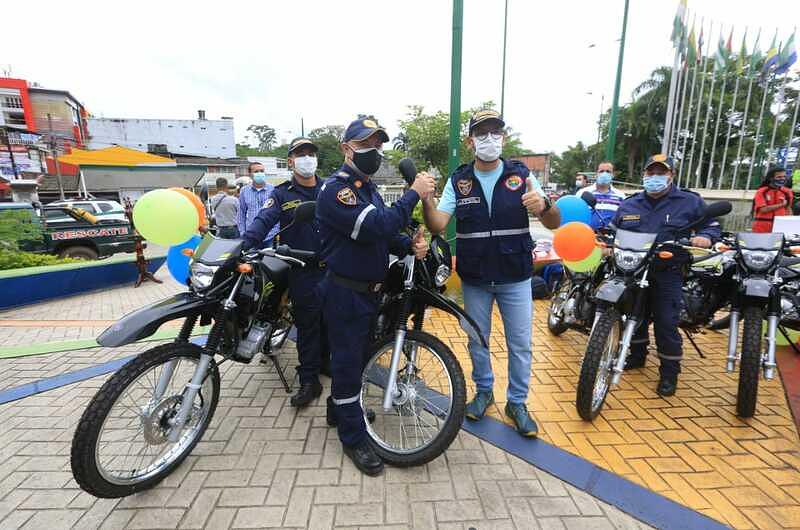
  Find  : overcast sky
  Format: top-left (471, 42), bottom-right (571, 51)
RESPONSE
top-left (5, 0), bottom-right (798, 154)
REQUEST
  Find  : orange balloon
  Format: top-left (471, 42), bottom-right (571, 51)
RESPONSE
top-left (170, 187), bottom-right (207, 229)
top-left (552, 221), bottom-right (596, 262)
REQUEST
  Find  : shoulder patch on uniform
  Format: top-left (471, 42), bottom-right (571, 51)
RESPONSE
top-left (336, 171), bottom-right (349, 177)
top-left (281, 199), bottom-right (301, 211)
top-left (457, 197), bottom-right (481, 206)
top-left (456, 179), bottom-right (473, 196)
top-left (504, 175), bottom-right (523, 191)
top-left (622, 214), bottom-right (640, 221)
top-left (336, 187), bottom-right (357, 206)
top-left (264, 197), bottom-right (275, 208)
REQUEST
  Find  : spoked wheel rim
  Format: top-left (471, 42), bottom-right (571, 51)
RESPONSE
top-left (591, 320), bottom-right (620, 413)
top-left (94, 356), bottom-right (214, 486)
top-left (361, 340), bottom-right (454, 455)
top-left (549, 281), bottom-right (571, 327)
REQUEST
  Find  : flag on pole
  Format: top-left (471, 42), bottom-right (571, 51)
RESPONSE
top-left (715, 33), bottom-right (730, 71)
top-left (687, 25), bottom-right (698, 64)
top-left (775, 31), bottom-right (796, 75)
top-left (763, 31), bottom-right (780, 74)
top-left (698, 25), bottom-right (705, 57)
top-left (736, 30), bottom-right (748, 74)
top-left (671, 0), bottom-right (688, 47)
top-left (749, 29), bottom-right (762, 74)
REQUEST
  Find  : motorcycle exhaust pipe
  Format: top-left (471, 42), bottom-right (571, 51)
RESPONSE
top-left (726, 310), bottom-right (740, 372)
top-left (612, 318), bottom-right (638, 385)
top-left (764, 315), bottom-right (779, 380)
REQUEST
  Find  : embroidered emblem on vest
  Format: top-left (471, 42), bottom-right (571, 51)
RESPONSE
top-left (264, 197), bottom-right (275, 208)
top-left (281, 199), bottom-right (301, 211)
top-left (504, 175), bottom-right (523, 191)
top-left (457, 179), bottom-right (473, 196)
top-left (336, 188), bottom-right (357, 206)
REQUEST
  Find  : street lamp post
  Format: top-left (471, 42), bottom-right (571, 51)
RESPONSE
top-left (605, 0), bottom-right (630, 161)
top-left (447, 0), bottom-right (464, 246)
top-left (500, 0), bottom-right (509, 117)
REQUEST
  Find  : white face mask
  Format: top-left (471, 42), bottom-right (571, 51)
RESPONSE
top-left (293, 155), bottom-right (318, 178)
top-left (473, 136), bottom-right (502, 162)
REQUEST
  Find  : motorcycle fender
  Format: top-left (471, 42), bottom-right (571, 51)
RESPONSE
top-left (743, 278), bottom-right (771, 298)
top-left (97, 292), bottom-right (220, 347)
top-left (415, 286), bottom-right (488, 348)
top-left (595, 278), bottom-right (627, 304)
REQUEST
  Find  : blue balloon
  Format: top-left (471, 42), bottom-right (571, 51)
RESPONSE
top-left (554, 195), bottom-right (592, 226)
top-left (167, 235), bottom-right (202, 285)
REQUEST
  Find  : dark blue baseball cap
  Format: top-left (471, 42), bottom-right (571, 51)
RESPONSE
top-left (644, 153), bottom-right (675, 172)
top-left (288, 137), bottom-right (318, 156)
top-left (343, 117), bottom-right (390, 143)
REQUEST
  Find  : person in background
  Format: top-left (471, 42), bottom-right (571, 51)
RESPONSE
top-left (752, 166), bottom-right (793, 233)
top-left (578, 161), bottom-right (625, 230)
top-left (210, 177), bottom-right (240, 238)
top-left (573, 172), bottom-right (588, 194)
top-left (237, 162), bottom-right (279, 243)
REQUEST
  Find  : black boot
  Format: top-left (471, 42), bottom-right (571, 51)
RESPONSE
top-left (290, 380), bottom-right (322, 408)
top-left (656, 374), bottom-right (678, 397)
top-left (343, 441), bottom-right (383, 476)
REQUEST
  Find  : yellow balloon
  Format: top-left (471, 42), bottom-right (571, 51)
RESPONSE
top-left (133, 189), bottom-right (198, 246)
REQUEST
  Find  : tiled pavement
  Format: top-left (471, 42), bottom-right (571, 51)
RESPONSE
top-left (0, 345), bottom-right (649, 530)
top-left (1, 265), bottom-right (800, 528)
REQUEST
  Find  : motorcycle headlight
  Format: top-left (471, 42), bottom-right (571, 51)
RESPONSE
top-left (434, 264), bottom-right (451, 287)
top-left (190, 262), bottom-right (218, 290)
top-left (741, 249), bottom-right (778, 272)
top-left (614, 249), bottom-right (646, 272)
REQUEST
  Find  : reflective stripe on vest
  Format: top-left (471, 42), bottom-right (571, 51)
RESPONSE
top-left (456, 227), bottom-right (530, 239)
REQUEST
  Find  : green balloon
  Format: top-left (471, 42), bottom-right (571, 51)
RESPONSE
top-left (133, 189), bottom-right (198, 246)
top-left (564, 247), bottom-right (601, 272)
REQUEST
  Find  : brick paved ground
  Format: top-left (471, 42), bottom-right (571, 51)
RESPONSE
top-left (0, 348), bottom-right (649, 529)
top-left (428, 303), bottom-right (800, 529)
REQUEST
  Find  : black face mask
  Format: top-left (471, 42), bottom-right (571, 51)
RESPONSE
top-left (351, 147), bottom-right (383, 175)
top-left (771, 178), bottom-right (786, 188)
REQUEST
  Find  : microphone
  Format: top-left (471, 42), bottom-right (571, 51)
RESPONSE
top-left (398, 158), bottom-right (418, 186)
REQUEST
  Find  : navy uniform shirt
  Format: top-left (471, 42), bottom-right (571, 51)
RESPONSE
top-left (610, 185), bottom-right (721, 243)
top-left (317, 164), bottom-right (419, 283)
top-left (242, 177), bottom-right (323, 252)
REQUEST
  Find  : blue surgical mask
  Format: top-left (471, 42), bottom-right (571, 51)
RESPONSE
top-left (643, 174), bottom-right (669, 194)
top-left (596, 171), bottom-right (612, 185)
top-left (252, 172), bottom-right (266, 185)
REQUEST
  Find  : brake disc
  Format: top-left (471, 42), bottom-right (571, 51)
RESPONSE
top-left (142, 396), bottom-right (182, 445)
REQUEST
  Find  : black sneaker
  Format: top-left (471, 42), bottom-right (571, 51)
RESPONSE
top-left (656, 375), bottom-right (678, 397)
top-left (343, 441), bottom-right (384, 476)
top-left (290, 381), bottom-right (323, 408)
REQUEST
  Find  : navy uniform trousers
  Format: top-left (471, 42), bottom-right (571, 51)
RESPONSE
top-left (287, 267), bottom-right (328, 384)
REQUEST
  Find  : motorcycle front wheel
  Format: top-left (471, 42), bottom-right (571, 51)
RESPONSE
top-left (360, 330), bottom-right (466, 467)
top-left (737, 305), bottom-right (763, 417)
top-left (71, 343), bottom-right (220, 498)
top-left (576, 307), bottom-right (622, 421)
top-left (547, 275), bottom-right (571, 336)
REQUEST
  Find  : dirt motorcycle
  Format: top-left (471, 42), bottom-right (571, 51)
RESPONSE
top-left (575, 201), bottom-right (732, 420)
top-left (725, 232), bottom-right (800, 417)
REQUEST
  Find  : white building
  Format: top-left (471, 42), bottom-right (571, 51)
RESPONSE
top-left (86, 112), bottom-right (236, 158)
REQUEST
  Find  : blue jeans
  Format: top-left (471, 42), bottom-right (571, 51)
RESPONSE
top-left (462, 279), bottom-right (532, 404)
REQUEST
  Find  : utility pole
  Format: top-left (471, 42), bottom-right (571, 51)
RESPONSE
top-left (48, 114), bottom-right (65, 200)
top-left (447, 0), bottom-right (464, 247)
top-left (605, 0), bottom-right (630, 161)
top-left (301, 117), bottom-right (305, 137)
top-left (500, 0), bottom-right (509, 117)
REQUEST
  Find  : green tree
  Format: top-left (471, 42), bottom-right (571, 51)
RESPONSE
top-left (246, 124), bottom-right (277, 151)
top-left (308, 125), bottom-right (345, 177)
top-left (550, 141), bottom-right (598, 185)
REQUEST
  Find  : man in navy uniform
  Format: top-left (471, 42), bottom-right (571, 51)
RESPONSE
top-left (611, 154), bottom-right (720, 396)
top-left (421, 109), bottom-right (561, 437)
top-left (242, 137), bottom-right (328, 408)
top-left (316, 116), bottom-right (435, 475)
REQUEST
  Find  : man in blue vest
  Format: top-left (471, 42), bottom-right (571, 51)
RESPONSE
top-left (316, 116), bottom-right (435, 475)
top-left (242, 137), bottom-right (329, 408)
top-left (421, 109), bottom-right (561, 437)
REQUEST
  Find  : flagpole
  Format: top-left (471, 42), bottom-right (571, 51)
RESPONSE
top-left (706, 72), bottom-right (728, 188)
top-left (664, 1), bottom-right (688, 155)
top-left (784, 87), bottom-right (800, 164)
top-left (768, 72), bottom-right (789, 162)
top-left (677, 17), bottom-right (703, 187)
top-left (747, 74), bottom-right (773, 188)
top-left (718, 73), bottom-right (741, 189)
top-left (731, 28), bottom-right (759, 189)
top-left (694, 24), bottom-right (724, 188)
top-left (672, 55), bottom-right (690, 159)
top-left (685, 19), bottom-right (714, 189)
top-left (668, 62), bottom-right (685, 156)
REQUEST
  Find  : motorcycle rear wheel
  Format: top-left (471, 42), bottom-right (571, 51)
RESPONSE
top-left (547, 277), bottom-right (571, 336)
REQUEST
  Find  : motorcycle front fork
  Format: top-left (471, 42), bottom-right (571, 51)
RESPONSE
top-left (383, 256), bottom-right (418, 411)
top-left (610, 287), bottom-right (646, 386)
